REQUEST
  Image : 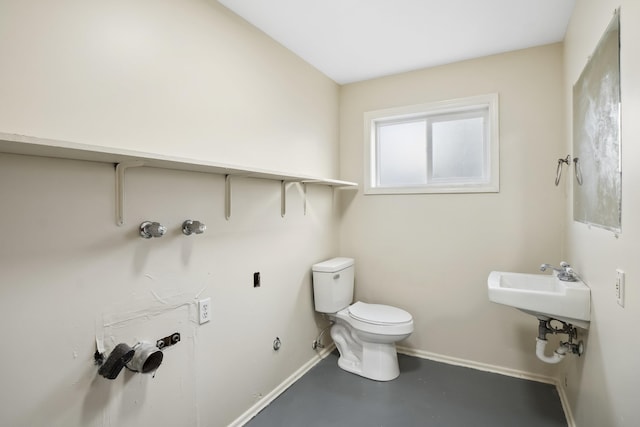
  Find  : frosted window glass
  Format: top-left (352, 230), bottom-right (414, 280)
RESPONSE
top-left (431, 117), bottom-right (484, 180)
top-left (364, 93), bottom-right (498, 194)
top-left (377, 121), bottom-right (427, 186)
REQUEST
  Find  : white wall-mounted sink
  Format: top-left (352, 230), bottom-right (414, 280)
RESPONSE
top-left (488, 271), bottom-right (591, 329)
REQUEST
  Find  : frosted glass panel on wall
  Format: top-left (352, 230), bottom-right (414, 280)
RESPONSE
top-left (377, 120), bottom-right (427, 186)
top-left (573, 10), bottom-right (621, 232)
top-left (431, 117), bottom-right (484, 180)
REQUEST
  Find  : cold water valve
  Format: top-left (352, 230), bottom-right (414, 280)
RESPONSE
top-left (139, 221), bottom-right (167, 239)
top-left (182, 220), bottom-right (206, 236)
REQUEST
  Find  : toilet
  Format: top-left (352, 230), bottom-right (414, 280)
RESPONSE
top-left (312, 257), bottom-right (414, 381)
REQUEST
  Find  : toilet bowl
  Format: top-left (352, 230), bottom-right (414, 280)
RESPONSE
top-left (330, 302), bottom-right (413, 381)
top-left (312, 257), bottom-right (414, 381)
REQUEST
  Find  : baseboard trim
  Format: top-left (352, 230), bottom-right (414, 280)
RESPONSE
top-left (396, 346), bottom-right (555, 384)
top-left (227, 345), bottom-right (336, 427)
top-left (228, 345), bottom-right (575, 427)
top-left (396, 346), bottom-right (576, 427)
top-left (555, 384), bottom-right (577, 427)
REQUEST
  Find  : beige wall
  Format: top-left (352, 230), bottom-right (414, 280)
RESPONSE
top-left (0, 1), bottom-right (339, 426)
top-left (562, 1), bottom-right (640, 426)
top-left (0, 0), bottom-right (339, 177)
top-left (339, 44), bottom-right (566, 377)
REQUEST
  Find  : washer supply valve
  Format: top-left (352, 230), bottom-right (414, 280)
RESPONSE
top-left (140, 221), bottom-right (167, 238)
top-left (182, 220), bottom-right (206, 235)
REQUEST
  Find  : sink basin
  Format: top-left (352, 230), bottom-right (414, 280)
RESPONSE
top-left (488, 271), bottom-right (591, 329)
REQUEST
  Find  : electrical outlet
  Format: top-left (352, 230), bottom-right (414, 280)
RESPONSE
top-left (616, 269), bottom-right (625, 307)
top-left (199, 298), bottom-right (212, 324)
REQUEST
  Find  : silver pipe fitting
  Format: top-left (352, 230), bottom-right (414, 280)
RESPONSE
top-left (540, 261), bottom-right (578, 282)
top-left (140, 221), bottom-right (167, 239)
top-left (182, 220), bottom-right (206, 236)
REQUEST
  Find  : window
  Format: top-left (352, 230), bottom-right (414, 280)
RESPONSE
top-left (364, 94), bottom-right (499, 194)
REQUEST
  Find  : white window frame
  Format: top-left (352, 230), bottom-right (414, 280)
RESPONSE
top-left (364, 94), bottom-right (499, 195)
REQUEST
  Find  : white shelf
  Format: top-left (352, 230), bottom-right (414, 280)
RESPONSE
top-left (0, 132), bottom-right (358, 224)
top-left (0, 132), bottom-right (357, 187)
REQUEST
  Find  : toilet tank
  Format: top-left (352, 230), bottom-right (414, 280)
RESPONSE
top-left (312, 257), bottom-right (355, 313)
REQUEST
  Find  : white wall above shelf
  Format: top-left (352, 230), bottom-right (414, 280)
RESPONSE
top-left (0, 132), bottom-right (358, 225)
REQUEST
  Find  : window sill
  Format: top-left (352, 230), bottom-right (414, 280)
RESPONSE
top-left (364, 183), bottom-right (499, 195)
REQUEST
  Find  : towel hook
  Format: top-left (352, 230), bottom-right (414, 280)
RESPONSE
top-left (555, 155), bottom-right (571, 186)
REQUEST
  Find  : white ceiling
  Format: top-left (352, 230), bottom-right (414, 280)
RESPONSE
top-left (218, 0), bottom-right (575, 84)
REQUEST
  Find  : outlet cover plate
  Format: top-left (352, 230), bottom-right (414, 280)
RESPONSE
top-left (199, 298), bottom-right (212, 324)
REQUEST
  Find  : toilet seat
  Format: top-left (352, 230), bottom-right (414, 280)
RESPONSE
top-left (335, 301), bottom-right (414, 336)
top-left (348, 301), bottom-right (412, 325)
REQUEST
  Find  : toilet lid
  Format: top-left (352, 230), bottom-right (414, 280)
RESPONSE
top-left (348, 302), bottom-right (412, 325)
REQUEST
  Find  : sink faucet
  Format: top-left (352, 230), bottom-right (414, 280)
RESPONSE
top-left (540, 262), bottom-right (578, 282)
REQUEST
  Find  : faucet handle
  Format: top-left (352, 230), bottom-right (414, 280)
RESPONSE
top-left (540, 263), bottom-right (558, 272)
top-left (140, 221), bottom-right (167, 239)
top-left (560, 261), bottom-right (571, 268)
top-left (182, 220), bottom-right (206, 236)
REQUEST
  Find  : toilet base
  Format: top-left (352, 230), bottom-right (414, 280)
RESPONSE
top-left (331, 323), bottom-right (401, 381)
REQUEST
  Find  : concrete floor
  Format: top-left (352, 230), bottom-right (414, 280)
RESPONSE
top-left (244, 351), bottom-right (567, 427)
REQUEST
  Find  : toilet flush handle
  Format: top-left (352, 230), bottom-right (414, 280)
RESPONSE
top-left (333, 273), bottom-right (340, 280)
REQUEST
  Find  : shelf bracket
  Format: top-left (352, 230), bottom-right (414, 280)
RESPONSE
top-left (281, 180), bottom-right (287, 218)
top-left (303, 182), bottom-right (307, 216)
top-left (115, 161), bottom-right (145, 226)
top-left (225, 174), bottom-right (232, 220)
